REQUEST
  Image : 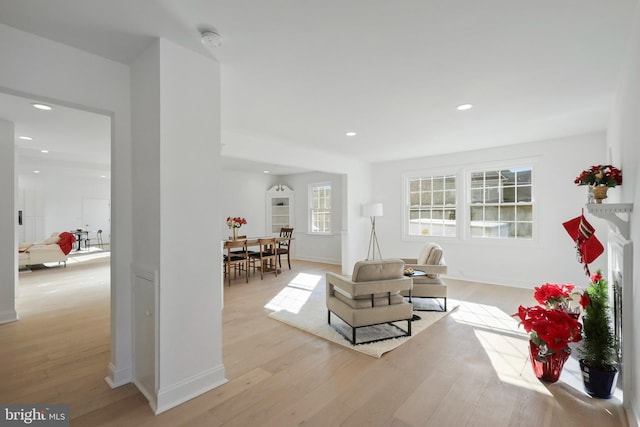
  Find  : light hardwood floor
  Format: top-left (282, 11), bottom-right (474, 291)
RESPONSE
top-left (1, 255), bottom-right (628, 426)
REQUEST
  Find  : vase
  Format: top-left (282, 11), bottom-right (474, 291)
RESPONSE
top-left (232, 227), bottom-right (237, 240)
top-left (528, 341), bottom-right (570, 383)
top-left (579, 360), bottom-right (619, 399)
top-left (592, 186), bottom-right (609, 204)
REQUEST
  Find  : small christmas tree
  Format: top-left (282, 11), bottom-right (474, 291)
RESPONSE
top-left (578, 270), bottom-right (618, 371)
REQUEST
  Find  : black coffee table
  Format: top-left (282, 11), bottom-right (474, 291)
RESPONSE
top-left (405, 270), bottom-right (427, 320)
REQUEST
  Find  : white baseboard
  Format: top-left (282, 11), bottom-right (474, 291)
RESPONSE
top-left (104, 362), bottom-right (132, 388)
top-left (294, 255), bottom-right (341, 265)
top-left (154, 364), bottom-right (227, 415)
top-left (0, 309), bottom-right (18, 324)
top-left (443, 273), bottom-right (533, 289)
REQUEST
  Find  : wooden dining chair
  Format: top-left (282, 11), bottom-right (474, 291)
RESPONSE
top-left (249, 238), bottom-right (278, 279)
top-left (277, 227), bottom-right (294, 270)
top-left (223, 239), bottom-right (249, 286)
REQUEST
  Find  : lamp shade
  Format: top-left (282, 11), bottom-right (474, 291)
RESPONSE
top-left (362, 203), bottom-right (383, 217)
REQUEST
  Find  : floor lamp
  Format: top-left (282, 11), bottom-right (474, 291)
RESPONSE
top-left (363, 203), bottom-right (383, 260)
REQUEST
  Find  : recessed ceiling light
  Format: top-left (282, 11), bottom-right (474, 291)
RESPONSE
top-left (19, 136), bottom-right (33, 140)
top-left (41, 150), bottom-right (49, 153)
top-left (101, 175), bottom-right (107, 179)
top-left (345, 131), bottom-right (357, 136)
top-left (263, 170), bottom-right (270, 174)
top-left (33, 170), bottom-right (40, 174)
top-left (457, 104), bottom-right (473, 111)
top-left (32, 103), bottom-right (52, 111)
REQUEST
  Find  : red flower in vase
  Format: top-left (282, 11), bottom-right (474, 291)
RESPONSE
top-left (514, 283), bottom-right (587, 354)
top-left (514, 305), bottom-right (582, 352)
top-left (226, 216), bottom-right (247, 228)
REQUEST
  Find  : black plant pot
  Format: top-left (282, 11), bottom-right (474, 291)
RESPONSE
top-left (579, 359), bottom-right (619, 399)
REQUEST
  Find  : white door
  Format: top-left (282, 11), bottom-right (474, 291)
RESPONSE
top-left (82, 197), bottom-right (110, 244)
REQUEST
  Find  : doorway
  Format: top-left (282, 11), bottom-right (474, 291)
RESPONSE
top-left (3, 88), bottom-right (112, 359)
top-left (82, 197), bottom-right (111, 246)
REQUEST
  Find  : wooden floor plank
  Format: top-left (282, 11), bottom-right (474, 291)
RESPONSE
top-left (1, 256), bottom-right (628, 426)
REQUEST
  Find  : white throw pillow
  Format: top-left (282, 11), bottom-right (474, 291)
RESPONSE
top-left (43, 233), bottom-right (61, 245)
top-left (417, 243), bottom-right (443, 265)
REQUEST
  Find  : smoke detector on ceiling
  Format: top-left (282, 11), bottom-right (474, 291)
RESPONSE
top-left (201, 31), bottom-right (222, 48)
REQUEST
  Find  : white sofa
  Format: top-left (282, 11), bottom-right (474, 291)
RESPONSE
top-left (18, 232), bottom-right (73, 268)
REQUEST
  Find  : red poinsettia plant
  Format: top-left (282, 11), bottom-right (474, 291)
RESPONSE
top-left (574, 164), bottom-right (623, 188)
top-left (226, 216), bottom-right (247, 229)
top-left (514, 283), bottom-right (589, 354)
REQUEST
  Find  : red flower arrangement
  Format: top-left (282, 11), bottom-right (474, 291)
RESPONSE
top-left (226, 216), bottom-right (247, 229)
top-left (514, 283), bottom-right (589, 354)
top-left (574, 164), bottom-right (622, 188)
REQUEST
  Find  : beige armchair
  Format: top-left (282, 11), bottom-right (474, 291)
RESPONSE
top-left (326, 259), bottom-right (413, 345)
top-left (401, 243), bottom-right (448, 311)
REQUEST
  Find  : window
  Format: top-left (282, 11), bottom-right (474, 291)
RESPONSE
top-left (309, 183), bottom-right (331, 234)
top-left (407, 174), bottom-right (457, 237)
top-left (469, 167), bottom-right (533, 239)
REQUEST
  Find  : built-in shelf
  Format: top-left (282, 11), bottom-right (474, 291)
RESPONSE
top-left (586, 203), bottom-right (633, 240)
top-left (266, 184), bottom-right (294, 235)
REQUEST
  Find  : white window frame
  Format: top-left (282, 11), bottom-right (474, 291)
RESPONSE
top-left (308, 182), bottom-right (332, 235)
top-left (465, 161), bottom-right (536, 241)
top-left (403, 169), bottom-right (460, 240)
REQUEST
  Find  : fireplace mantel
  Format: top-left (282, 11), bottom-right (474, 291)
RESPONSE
top-left (586, 203), bottom-right (633, 240)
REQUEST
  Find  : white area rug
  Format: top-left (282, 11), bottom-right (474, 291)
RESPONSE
top-left (267, 278), bottom-right (458, 358)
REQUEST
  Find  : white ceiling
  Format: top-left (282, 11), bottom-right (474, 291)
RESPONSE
top-left (0, 0), bottom-right (637, 175)
top-left (0, 92), bottom-right (111, 178)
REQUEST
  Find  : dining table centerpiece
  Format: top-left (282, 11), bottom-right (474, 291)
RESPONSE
top-left (514, 283), bottom-right (588, 383)
top-left (574, 164), bottom-right (623, 203)
top-left (226, 216), bottom-right (247, 240)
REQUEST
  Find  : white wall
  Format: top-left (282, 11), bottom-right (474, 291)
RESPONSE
top-left (218, 169), bottom-right (345, 264)
top-left (18, 173), bottom-right (110, 242)
top-left (219, 169), bottom-right (277, 238)
top-left (0, 118), bottom-right (17, 324)
top-left (222, 130), bottom-right (372, 272)
top-left (0, 23), bottom-right (133, 386)
top-left (608, 2), bottom-right (640, 423)
top-left (373, 131), bottom-right (608, 288)
top-left (131, 38), bottom-right (226, 414)
top-left (285, 171), bottom-right (343, 264)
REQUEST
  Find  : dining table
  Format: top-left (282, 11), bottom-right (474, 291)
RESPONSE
top-left (222, 236), bottom-right (290, 247)
top-left (222, 236), bottom-right (293, 274)
top-left (70, 229), bottom-right (90, 252)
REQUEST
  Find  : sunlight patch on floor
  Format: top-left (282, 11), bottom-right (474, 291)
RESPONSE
top-left (450, 301), bottom-right (521, 336)
top-left (474, 329), bottom-right (551, 395)
top-left (454, 300), bottom-right (625, 400)
top-left (452, 300), bottom-right (552, 395)
top-left (65, 251), bottom-right (110, 263)
top-left (264, 272), bottom-right (322, 314)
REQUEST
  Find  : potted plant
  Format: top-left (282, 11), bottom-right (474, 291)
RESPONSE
top-left (574, 164), bottom-right (623, 203)
top-left (513, 283), bottom-right (587, 383)
top-left (578, 270), bottom-right (619, 398)
top-left (226, 216), bottom-right (247, 240)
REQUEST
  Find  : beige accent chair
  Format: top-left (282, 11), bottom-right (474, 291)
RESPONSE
top-left (326, 259), bottom-right (413, 345)
top-left (401, 243), bottom-right (448, 311)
